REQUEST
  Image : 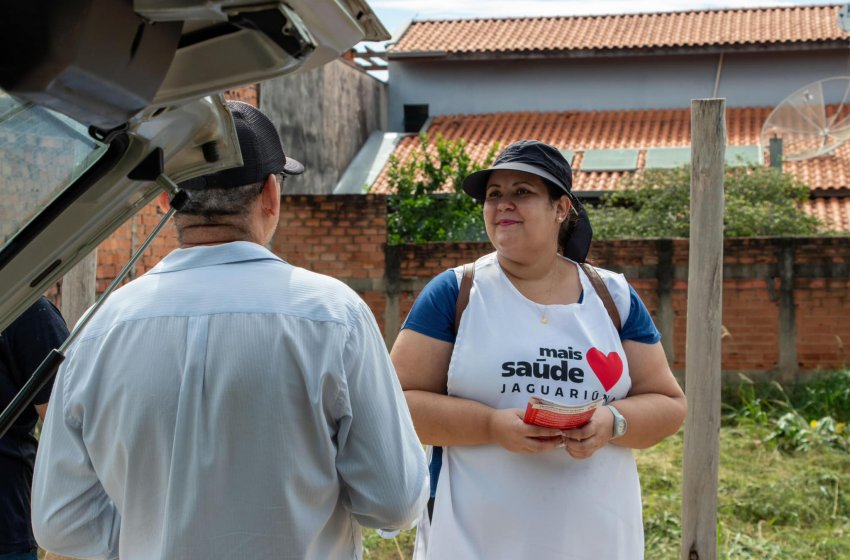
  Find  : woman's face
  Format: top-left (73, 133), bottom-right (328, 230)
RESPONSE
top-left (483, 169), bottom-right (569, 261)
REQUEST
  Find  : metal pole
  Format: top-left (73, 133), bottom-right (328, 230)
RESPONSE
top-left (769, 137), bottom-right (783, 171)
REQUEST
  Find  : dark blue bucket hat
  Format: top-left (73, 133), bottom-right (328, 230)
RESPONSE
top-left (461, 140), bottom-right (593, 262)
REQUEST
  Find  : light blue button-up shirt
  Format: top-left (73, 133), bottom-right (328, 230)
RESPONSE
top-left (32, 242), bottom-right (428, 560)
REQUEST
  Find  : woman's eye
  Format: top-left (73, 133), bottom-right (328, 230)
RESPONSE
top-left (486, 191), bottom-right (501, 199)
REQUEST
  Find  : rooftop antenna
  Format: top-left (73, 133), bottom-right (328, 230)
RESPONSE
top-left (760, 77), bottom-right (850, 162)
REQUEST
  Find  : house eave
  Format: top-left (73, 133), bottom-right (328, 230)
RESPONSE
top-left (387, 41), bottom-right (848, 63)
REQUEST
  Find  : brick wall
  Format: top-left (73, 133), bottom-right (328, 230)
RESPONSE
top-left (272, 194), bottom-right (387, 331)
top-left (91, 193), bottom-right (850, 378)
top-left (273, 195), bottom-right (385, 278)
top-left (95, 200), bottom-right (178, 293)
top-left (796, 277), bottom-right (850, 367)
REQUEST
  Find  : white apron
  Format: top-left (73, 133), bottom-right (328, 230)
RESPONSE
top-left (414, 253), bottom-right (644, 560)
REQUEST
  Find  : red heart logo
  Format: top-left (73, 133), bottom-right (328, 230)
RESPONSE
top-left (586, 348), bottom-right (623, 391)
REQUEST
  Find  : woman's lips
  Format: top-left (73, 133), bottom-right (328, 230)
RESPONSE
top-left (496, 219), bottom-right (520, 226)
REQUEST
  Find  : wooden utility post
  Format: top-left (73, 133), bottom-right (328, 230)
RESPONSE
top-left (60, 250), bottom-right (97, 329)
top-left (46, 251), bottom-right (98, 560)
top-left (680, 99), bottom-right (725, 560)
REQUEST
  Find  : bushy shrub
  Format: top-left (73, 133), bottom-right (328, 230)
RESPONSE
top-left (381, 134), bottom-right (497, 244)
top-left (382, 146), bottom-right (830, 243)
top-left (587, 165), bottom-right (825, 239)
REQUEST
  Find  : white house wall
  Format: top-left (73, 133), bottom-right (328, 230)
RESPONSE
top-left (718, 50), bottom-right (849, 108)
top-left (388, 49), bottom-right (848, 132)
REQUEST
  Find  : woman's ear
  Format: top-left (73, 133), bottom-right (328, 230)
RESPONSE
top-left (558, 195), bottom-right (571, 222)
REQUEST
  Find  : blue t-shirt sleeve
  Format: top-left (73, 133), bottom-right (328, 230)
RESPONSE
top-left (401, 270), bottom-right (459, 343)
top-left (620, 285), bottom-right (661, 344)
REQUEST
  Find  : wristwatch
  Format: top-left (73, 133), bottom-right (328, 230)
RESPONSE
top-left (606, 404), bottom-right (627, 439)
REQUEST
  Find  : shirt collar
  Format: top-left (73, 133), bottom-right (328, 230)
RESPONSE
top-left (148, 241), bottom-right (285, 275)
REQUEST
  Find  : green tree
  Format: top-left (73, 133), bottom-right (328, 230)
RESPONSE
top-left (380, 134), bottom-right (498, 244)
top-left (587, 165), bottom-right (826, 239)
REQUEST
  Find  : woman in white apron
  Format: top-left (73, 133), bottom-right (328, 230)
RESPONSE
top-left (391, 140), bottom-right (687, 559)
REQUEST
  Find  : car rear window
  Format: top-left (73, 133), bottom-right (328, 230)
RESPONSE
top-left (0, 90), bottom-right (108, 247)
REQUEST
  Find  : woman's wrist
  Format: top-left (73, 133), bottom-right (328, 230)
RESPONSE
top-left (485, 407), bottom-right (499, 445)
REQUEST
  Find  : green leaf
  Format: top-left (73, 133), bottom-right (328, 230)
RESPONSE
top-left (385, 134), bottom-right (496, 244)
top-left (590, 164), bottom-right (828, 240)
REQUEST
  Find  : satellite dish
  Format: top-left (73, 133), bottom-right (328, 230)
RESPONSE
top-left (760, 77), bottom-right (850, 162)
top-left (839, 4), bottom-right (850, 32)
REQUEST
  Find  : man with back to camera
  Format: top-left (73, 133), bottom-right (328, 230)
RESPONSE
top-left (31, 100), bottom-right (429, 560)
top-left (0, 298), bottom-right (68, 560)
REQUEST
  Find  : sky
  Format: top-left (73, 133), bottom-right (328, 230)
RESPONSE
top-left (366, 0), bottom-right (842, 42)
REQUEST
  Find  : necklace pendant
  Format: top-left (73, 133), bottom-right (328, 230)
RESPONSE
top-left (541, 317), bottom-right (548, 324)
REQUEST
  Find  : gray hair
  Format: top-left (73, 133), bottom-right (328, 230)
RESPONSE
top-left (176, 174), bottom-right (284, 219)
top-left (177, 182), bottom-right (263, 219)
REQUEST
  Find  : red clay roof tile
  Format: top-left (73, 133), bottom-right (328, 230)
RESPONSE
top-left (804, 196), bottom-right (850, 231)
top-left (391, 5), bottom-right (844, 55)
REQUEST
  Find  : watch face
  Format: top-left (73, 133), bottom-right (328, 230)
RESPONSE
top-left (615, 418), bottom-right (626, 436)
top-left (608, 405), bottom-right (626, 438)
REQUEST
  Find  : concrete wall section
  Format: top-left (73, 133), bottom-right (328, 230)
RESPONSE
top-left (388, 49), bottom-right (848, 132)
top-left (262, 60), bottom-right (387, 194)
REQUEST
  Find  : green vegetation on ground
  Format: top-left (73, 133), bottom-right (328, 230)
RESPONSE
top-left (364, 370), bottom-right (850, 559)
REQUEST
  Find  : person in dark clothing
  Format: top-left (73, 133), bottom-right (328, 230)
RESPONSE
top-left (0, 297), bottom-right (69, 560)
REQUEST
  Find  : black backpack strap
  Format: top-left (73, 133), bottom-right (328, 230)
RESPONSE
top-left (579, 263), bottom-right (622, 333)
top-left (453, 263), bottom-right (475, 336)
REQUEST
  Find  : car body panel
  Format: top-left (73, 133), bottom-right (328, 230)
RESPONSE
top-left (0, 0), bottom-right (387, 331)
top-left (0, 97), bottom-right (239, 331)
